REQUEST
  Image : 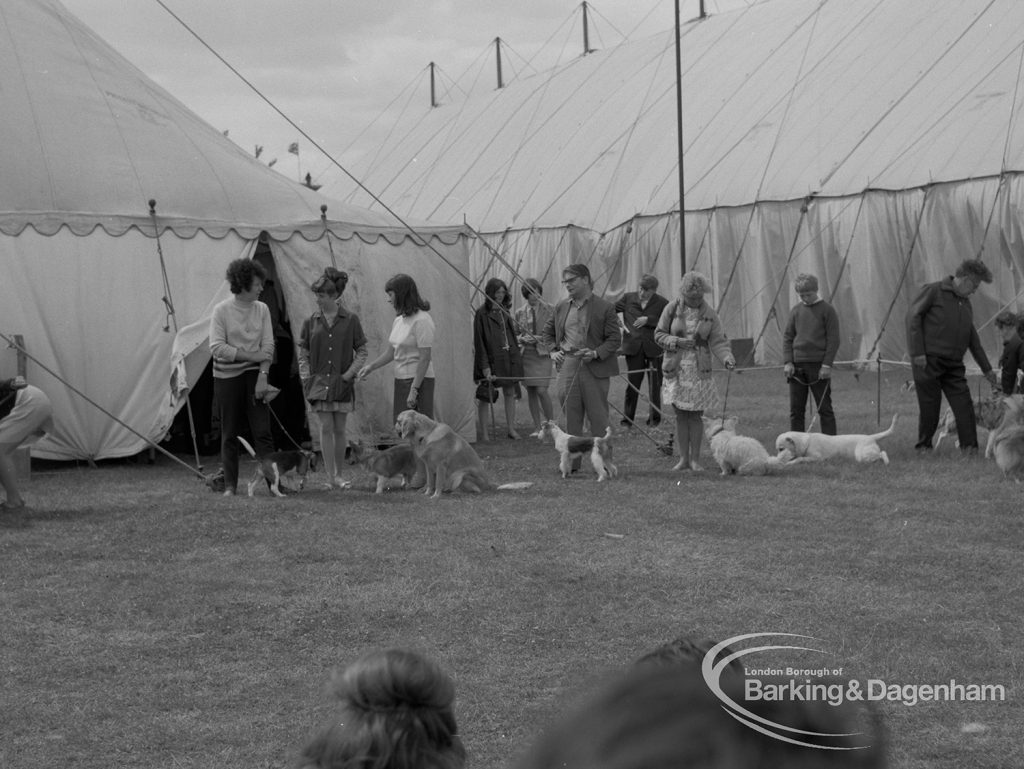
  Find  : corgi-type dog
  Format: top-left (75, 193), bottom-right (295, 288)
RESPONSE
top-left (350, 440), bottom-right (423, 494)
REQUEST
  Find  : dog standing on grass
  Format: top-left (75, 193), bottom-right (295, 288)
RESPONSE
top-left (350, 440), bottom-right (423, 494)
top-left (237, 436), bottom-right (318, 497)
top-left (537, 421), bottom-right (618, 481)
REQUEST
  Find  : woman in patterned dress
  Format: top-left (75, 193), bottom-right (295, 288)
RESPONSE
top-left (655, 272), bottom-right (735, 471)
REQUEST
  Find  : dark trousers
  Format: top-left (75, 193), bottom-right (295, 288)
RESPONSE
top-left (912, 356), bottom-right (977, 449)
top-left (556, 357), bottom-right (611, 470)
top-left (214, 371), bottom-right (275, 492)
top-left (788, 362), bottom-right (836, 435)
top-left (623, 350), bottom-right (663, 424)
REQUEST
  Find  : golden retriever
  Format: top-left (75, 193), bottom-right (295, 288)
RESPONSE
top-left (396, 410), bottom-right (531, 498)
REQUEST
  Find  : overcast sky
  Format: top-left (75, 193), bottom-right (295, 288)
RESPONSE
top-left (62, 0), bottom-right (754, 192)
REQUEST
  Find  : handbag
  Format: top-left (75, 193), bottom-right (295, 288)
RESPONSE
top-left (475, 380), bottom-right (500, 403)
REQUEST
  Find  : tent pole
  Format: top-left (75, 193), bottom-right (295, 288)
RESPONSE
top-left (495, 38), bottom-right (504, 89)
top-left (149, 200), bottom-right (203, 472)
top-left (674, 0), bottom-right (687, 275)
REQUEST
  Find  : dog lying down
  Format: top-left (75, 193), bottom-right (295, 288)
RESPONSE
top-left (989, 395), bottom-right (1024, 480)
top-left (701, 416), bottom-right (785, 476)
top-left (774, 414), bottom-right (898, 466)
top-left (395, 410), bottom-right (532, 499)
top-left (537, 421), bottom-right (618, 481)
top-left (238, 436), bottom-right (318, 497)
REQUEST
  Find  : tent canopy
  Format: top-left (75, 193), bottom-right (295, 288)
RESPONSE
top-left (0, 0), bottom-right (474, 461)
top-left (330, 0), bottom-right (1024, 366)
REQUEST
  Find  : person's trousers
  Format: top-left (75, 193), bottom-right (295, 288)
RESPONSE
top-left (912, 355), bottom-right (977, 449)
top-left (556, 357), bottom-right (611, 469)
top-left (788, 362), bottom-right (836, 434)
top-left (214, 371), bottom-right (275, 492)
top-left (623, 350), bottom-right (663, 424)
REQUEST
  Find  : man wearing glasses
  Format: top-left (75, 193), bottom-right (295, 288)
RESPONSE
top-left (906, 258), bottom-right (998, 452)
top-left (541, 264), bottom-right (622, 471)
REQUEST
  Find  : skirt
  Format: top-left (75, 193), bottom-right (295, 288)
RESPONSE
top-left (0, 386), bottom-right (54, 449)
top-left (520, 345), bottom-right (553, 386)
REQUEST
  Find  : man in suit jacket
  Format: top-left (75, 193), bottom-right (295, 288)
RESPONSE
top-left (615, 274), bottom-right (669, 427)
top-left (541, 264), bottom-right (622, 470)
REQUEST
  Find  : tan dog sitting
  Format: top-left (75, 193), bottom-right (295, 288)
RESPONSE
top-left (396, 409), bottom-right (488, 498)
top-left (395, 410), bottom-right (531, 498)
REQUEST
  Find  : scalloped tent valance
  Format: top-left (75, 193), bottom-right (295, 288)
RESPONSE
top-left (0, 213), bottom-right (468, 246)
top-left (0, 0), bottom-right (474, 460)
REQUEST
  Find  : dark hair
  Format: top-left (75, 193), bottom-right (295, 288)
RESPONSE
top-left (226, 258), bottom-right (268, 295)
top-left (639, 274), bottom-right (659, 291)
top-left (521, 278), bottom-right (544, 300)
top-left (385, 274), bottom-right (431, 316)
top-left (312, 267), bottom-right (349, 296)
top-left (515, 665), bottom-right (885, 769)
top-left (633, 635), bottom-right (743, 680)
top-left (562, 263), bottom-right (593, 286)
top-left (482, 278), bottom-right (511, 311)
top-left (297, 649), bottom-right (465, 769)
top-left (954, 259), bottom-right (993, 283)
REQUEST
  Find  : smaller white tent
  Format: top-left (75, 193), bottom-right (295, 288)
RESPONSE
top-left (0, 0), bottom-right (475, 461)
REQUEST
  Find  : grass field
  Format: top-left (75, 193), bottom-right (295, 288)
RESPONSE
top-left (2, 366), bottom-right (1021, 768)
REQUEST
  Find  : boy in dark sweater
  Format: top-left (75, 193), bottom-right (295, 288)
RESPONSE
top-left (782, 273), bottom-right (840, 434)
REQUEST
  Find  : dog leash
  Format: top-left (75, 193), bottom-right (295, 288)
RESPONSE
top-left (720, 365), bottom-right (734, 425)
top-left (266, 399), bottom-right (308, 452)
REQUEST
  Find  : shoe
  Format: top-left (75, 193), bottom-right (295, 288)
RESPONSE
top-left (0, 503), bottom-right (29, 528)
top-left (689, 461), bottom-right (704, 472)
top-left (221, 489), bottom-right (236, 497)
top-left (620, 419), bottom-right (632, 428)
top-left (508, 431), bottom-right (521, 440)
top-left (333, 478), bottom-right (353, 490)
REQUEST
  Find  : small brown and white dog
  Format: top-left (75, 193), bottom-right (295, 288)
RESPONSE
top-left (536, 421), bottom-right (618, 481)
top-left (701, 416), bottom-right (783, 476)
top-left (349, 440), bottom-right (423, 494)
top-left (933, 391), bottom-right (1004, 455)
top-left (396, 410), bottom-right (532, 498)
top-left (238, 436), bottom-right (318, 497)
top-left (775, 414), bottom-right (898, 466)
top-left (989, 395), bottom-right (1024, 479)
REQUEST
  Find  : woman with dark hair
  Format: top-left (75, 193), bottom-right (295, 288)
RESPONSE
top-left (358, 274), bottom-right (436, 421)
top-left (514, 278), bottom-right (554, 435)
top-left (296, 648), bottom-right (466, 769)
top-left (298, 267), bottom-right (367, 490)
top-left (209, 258), bottom-right (275, 496)
top-left (473, 277), bottom-right (524, 441)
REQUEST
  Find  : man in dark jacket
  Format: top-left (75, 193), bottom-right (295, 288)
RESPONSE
top-left (906, 259), bottom-right (998, 451)
top-left (615, 274), bottom-right (669, 427)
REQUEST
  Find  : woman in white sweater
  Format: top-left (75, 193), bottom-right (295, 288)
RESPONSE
top-left (209, 258), bottom-right (276, 496)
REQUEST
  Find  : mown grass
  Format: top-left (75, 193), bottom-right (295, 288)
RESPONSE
top-left (1, 367), bottom-right (1021, 769)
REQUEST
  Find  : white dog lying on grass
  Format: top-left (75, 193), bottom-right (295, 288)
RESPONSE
top-left (775, 414), bottom-right (898, 466)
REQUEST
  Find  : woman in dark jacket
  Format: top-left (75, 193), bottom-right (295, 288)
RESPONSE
top-left (298, 267), bottom-right (367, 489)
top-left (473, 277), bottom-right (524, 441)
